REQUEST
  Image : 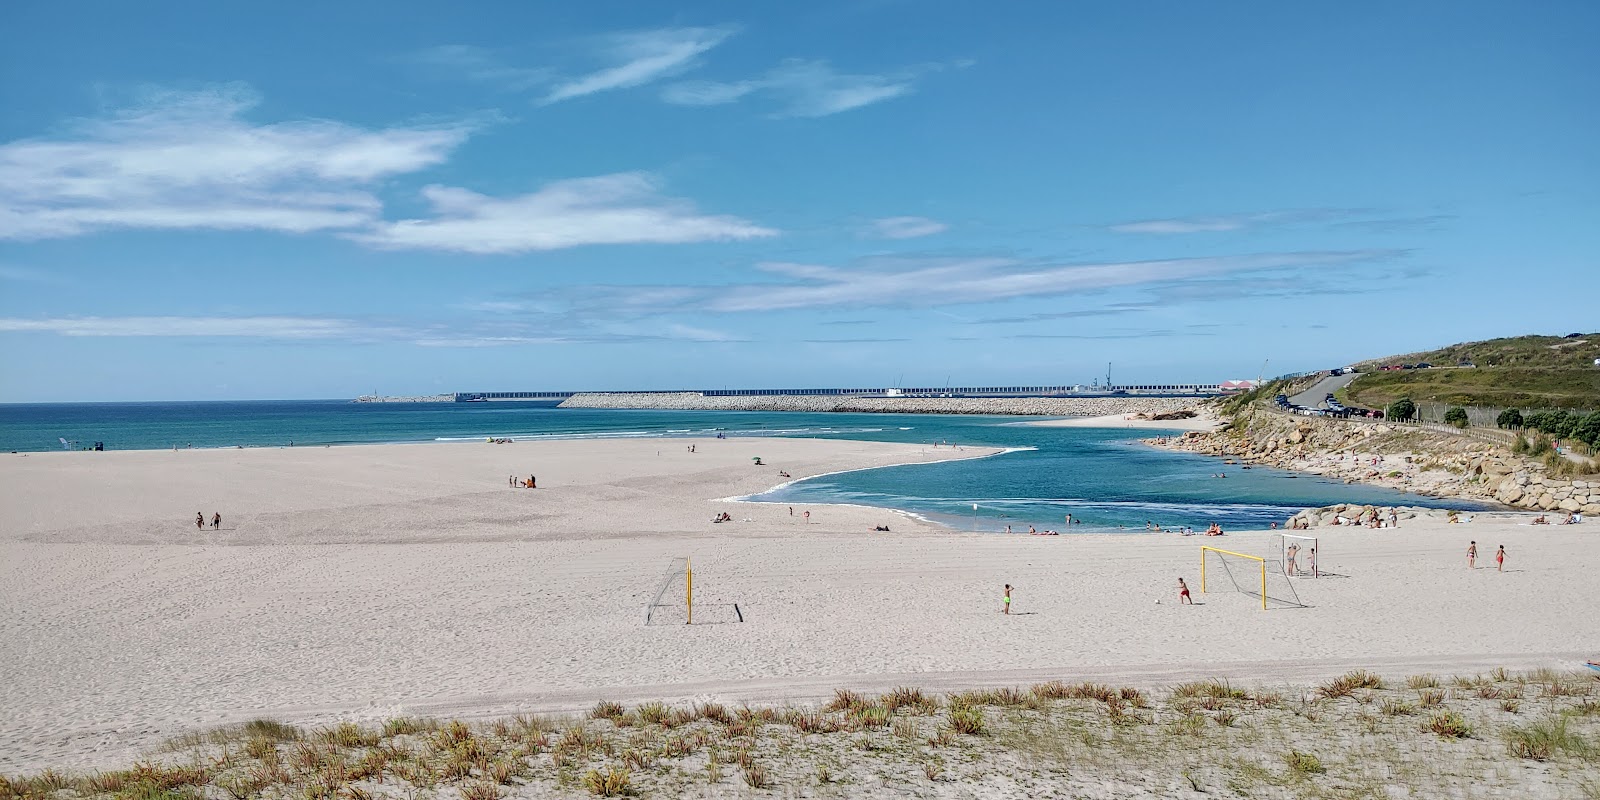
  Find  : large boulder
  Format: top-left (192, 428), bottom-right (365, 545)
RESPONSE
top-left (1558, 498), bottom-right (1582, 512)
top-left (1496, 479), bottom-right (1524, 504)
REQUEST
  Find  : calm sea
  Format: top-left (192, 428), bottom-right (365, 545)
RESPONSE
top-left (0, 400), bottom-right (1485, 531)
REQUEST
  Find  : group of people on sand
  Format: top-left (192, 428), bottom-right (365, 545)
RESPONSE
top-left (1532, 512), bottom-right (1584, 525)
top-left (509, 474), bottom-right (536, 488)
top-left (1465, 541), bottom-right (1508, 572)
top-left (1202, 523), bottom-right (1225, 536)
top-left (194, 512), bottom-right (221, 530)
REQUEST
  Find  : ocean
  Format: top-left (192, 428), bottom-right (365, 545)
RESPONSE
top-left (0, 400), bottom-right (1486, 531)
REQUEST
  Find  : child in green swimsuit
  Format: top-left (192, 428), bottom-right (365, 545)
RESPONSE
top-left (1003, 584), bottom-right (1012, 615)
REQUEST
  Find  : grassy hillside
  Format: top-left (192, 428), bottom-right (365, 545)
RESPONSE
top-left (1353, 333), bottom-right (1600, 371)
top-left (1345, 333), bottom-right (1600, 411)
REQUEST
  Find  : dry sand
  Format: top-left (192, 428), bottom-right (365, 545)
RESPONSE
top-left (1, 437), bottom-right (1596, 774)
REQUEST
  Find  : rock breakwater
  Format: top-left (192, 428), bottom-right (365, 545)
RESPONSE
top-left (558, 392), bottom-right (1199, 416)
top-left (1149, 410), bottom-right (1600, 516)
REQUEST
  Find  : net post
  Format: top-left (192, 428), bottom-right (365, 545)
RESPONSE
top-left (686, 558), bottom-right (693, 625)
top-left (1260, 562), bottom-right (1267, 610)
top-left (1200, 548), bottom-right (1207, 593)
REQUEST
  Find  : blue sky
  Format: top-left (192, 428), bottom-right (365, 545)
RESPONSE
top-left (1, 1), bottom-right (1595, 401)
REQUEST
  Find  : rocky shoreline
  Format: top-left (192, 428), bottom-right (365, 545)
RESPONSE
top-left (559, 392), bottom-right (1200, 416)
top-left (1147, 409), bottom-right (1600, 518)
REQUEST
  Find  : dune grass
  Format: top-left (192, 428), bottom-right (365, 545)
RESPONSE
top-left (4, 669), bottom-right (1596, 800)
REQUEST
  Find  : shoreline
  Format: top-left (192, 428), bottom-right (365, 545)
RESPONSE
top-left (1147, 409), bottom-right (1599, 516)
top-left (1020, 411), bottom-right (1222, 432)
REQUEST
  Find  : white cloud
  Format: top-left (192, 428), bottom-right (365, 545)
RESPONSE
top-left (0, 315), bottom-right (379, 339)
top-left (577, 250), bottom-right (1399, 314)
top-left (543, 26), bottom-right (737, 104)
top-left (868, 215), bottom-right (947, 239)
top-left (0, 85), bottom-right (473, 240)
top-left (1108, 209), bottom-right (1371, 235)
top-left (662, 58), bottom-right (922, 117)
top-left (351, 172), bottom-right (776, 254)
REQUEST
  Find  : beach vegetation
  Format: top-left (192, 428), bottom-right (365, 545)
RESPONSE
top-left (580, 766), bottom-right (630, 796)
top-left (740, 762), bottom-right (770, 789)
top-left (1427, 712), bottom-right (1473, 738)
top-left (1318, 670), bottom-right (1384, 699)
top-left (1282, 749), bottom-right (1325, 776)
top-left (947, 707), bottom-right (986, 735)
top-left (1498, 408), bottom-right (1525, 429)
top-left (13, 667), bottom-right (1600, 800)
top-left (1506, 715), bottom-right (1590, 761)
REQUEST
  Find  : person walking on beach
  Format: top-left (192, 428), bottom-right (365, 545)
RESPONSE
top-left (195, 512), bottom-right (204, 530)
top-left (211, 512), bottom-right (221, 530)
top-left (1287, 543), bottom-right (1300, 576)
top-left (803, 510), bottom-right (811, 524)
top-left (1178, 577), bottom-right (1192, 604)
top-left (1002, 584), bottom-right (1012, 615)
top-left (1467, 541), bottom-right (1477, 569)
top-left (1496, 545), bottom-right (1506, 572)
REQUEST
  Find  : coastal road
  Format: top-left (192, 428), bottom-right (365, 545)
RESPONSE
top-left (1289, 371), bottom-right (1362, 408)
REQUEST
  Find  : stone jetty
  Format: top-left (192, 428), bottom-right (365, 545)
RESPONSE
top-left (558, 392), bottom-right (1198, 416)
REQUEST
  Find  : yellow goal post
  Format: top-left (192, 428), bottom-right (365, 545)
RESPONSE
top-left (1200, 546), bottom-right (1267, 611)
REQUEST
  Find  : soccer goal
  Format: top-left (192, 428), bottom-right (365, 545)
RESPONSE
top-left (1278, 534), bottom-right (1320, 578)
top-left (645, 557), bottom-right (693, 625)
top-left (1201, 546), bottom-right (1305, 610)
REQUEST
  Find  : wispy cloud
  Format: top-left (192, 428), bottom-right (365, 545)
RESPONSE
top-left (1107, 208), bottom-right (1369, 235)
top-left (0, 315), bottom-right (384, 339)
top-left (351, 172), bottom-right (776, 254)
top-left (0, 85), bottom-right (474, 240)
top-left (0, 313), bottom-right (745, 348)
top-left (663, 58), bottom-right (953, 117)
top-left (409, 45), bottom-right (551, 91)
top-left (543, 26), bottom-right (737, 104)
top-left (563, 250), bottom-right (1400, 314)
top-left (867, 215), bottom-right (947, 239)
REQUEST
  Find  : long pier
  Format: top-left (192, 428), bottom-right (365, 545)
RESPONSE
top-left (451, 383), bottom-right (1232, 402)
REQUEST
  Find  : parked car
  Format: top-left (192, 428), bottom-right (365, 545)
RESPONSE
top-left (1416, 362), bottom-right (1432, 368)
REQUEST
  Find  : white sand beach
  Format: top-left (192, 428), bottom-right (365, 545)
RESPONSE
top-left (1, 437), bottom-right (1596, 774)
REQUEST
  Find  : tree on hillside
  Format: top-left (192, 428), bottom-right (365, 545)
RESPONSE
top-left (1387, 398), bottom-right (1417, 422)
top-left (1496, 408), bottom-right (1524, 429)
top-left (1444, 407), bottom-right (1469, 428)
top-left (1576, 411), bottom-right (1600, 448)
top-left (1552, 411), bottom-right (1580, 439)
top-left (1524, 411), bottom-right (1552, 433)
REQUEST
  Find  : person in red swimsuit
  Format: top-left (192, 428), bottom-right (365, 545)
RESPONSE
top-left (1496, 545), bottom-right (1506, 572)
top-left (1178, 577), bottom-right (1192, 604)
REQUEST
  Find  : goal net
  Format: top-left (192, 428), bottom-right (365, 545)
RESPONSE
top-left (1277, 534), bottom-right (1320, 578)
top-left (645, 557), bottom-right (691, 626)
top-left (1201, 546), bottom-right (1305, 610)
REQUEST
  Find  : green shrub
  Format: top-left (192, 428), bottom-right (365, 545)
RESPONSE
top-left (1283, 750), bottom-right (1326, 776)
top-left (1427, 711), bottom-right (1473, 739)
top-left (1576, 411), bottom-right (1600, 447)
top-left (1497, 408), bottom-right (1524, 429)
top-left (1444, 407), bottom-right (1469, 428)
top-left (1387, 398), bottom-right (1417, 422)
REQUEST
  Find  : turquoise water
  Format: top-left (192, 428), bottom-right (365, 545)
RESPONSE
top-left (0, 401), bottom-right (1486, 531)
